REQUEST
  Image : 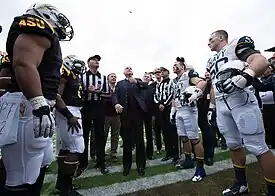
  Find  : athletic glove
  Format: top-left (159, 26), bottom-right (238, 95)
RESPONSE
top-left (223, 68), bottom-right (255, 93)
top-left (30, 96), bottom-right (55, 138)
top-left (188, 87), bottom-right (203, 105)
top-left (170, 106), bottom-right (176, 124)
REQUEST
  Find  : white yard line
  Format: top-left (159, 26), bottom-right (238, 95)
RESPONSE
top-left (78, 153), bottom-right (260, 196)
top-left (44, 148), bottom-right (227, 183)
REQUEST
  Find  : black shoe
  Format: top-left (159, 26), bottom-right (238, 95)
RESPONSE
top-left (93, 163), bottom-right (100, 169)
top-left (171, 157), bottom-right (180, 165)
top-left (147, 155), bottom-right (154, 160)
top-left (62, 188), bottom-right (84, 196)
top-left (137, 168), bottom-right (145, 176)
top-left (74, 166), bottom-right (87, 178)
top-left (123, 168), bottom-right (130, 176)
top-left (161, 156), bottom-right (171, 161)
top-left (205, 158), bottom-right (214, 166)
top-left (221, 145), bottom-right (228, 150)
top-left (100, 167), bottom-right (109, 174)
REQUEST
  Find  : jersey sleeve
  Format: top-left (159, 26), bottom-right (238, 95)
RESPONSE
top-left (188, 69), bottom-right (199, 78)
top-left (235, 36), bottom-right (260, 61)
top-left (9, 14), bottom-right (56, 42)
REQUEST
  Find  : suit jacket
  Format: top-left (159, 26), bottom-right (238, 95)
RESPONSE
top-left (142, 82), bottom-right (155, 115)
top-left (112, 79), bottom-right (148, 115)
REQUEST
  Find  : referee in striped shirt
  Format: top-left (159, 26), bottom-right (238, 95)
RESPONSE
top-left (77, 55), bottom-right (109, 175)
top-left (154, 67), bottom-right (179, 163)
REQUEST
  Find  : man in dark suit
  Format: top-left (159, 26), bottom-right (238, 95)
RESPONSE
top-left (112, 66), bottom-right (148, 176)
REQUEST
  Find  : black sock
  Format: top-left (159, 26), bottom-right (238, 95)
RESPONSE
top-left (185, 153), bottom-right (192, 161)
top-left (265, 177), bottom-right (275, 196)
top-left (196, 157), bottom-right (204, 168)
top-left (233, 164), bottom-right (247, 185)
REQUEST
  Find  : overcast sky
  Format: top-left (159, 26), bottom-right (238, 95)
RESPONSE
top-left (0, 0), bottom-right (275, 79)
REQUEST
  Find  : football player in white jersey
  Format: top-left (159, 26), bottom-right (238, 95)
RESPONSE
top-left (170, 57), bottom-right (207, 182)
top-left (207, 30), bottom-right (275, 196)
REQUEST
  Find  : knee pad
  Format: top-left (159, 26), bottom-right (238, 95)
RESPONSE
top-left (41, 141), bottom-right (53, 167)
top-left (242, 133), bottom-right (269, 156)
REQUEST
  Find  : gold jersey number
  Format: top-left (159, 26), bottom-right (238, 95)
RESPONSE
top-left (19, 17), bottom-right (45, 29)
top-left (77, 85), bottom-right (83, 99)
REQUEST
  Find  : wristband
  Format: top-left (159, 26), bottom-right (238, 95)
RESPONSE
top-left (59, 107), bottom-right (73, 119)
top-left (29, 96), bottom-right (48, 110)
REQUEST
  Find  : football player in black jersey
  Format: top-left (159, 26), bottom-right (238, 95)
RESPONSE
top-left (54, 55), bottom-right (85, 196)
top-left (0, 3), bottom-right (74, 195)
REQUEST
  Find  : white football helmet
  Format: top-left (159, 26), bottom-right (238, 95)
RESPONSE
top-left (26, 3), bottom-right (74, 41)
top-left (63, 55), bottom-right (86, 75)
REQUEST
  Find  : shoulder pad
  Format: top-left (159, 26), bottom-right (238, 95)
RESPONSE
top-left (188, 69), bottom-right (199, 78)
top-left (9, 14), bottom-right (56, 42)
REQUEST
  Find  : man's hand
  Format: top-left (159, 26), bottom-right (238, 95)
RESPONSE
top-left (159, 104), bottom-right (165, 111)
top-left (115, 104), bottom-right (123, 113)
top-left (88, 85), bottom-right (101, 94)
top-left (170, 106), bottom-right (176, 124)
top-left (128, 77), bottom-right (137, 84)
top-left (67, 116), bottom-right (81, 134)
top-left (30, 96), bottom-right (55, 138)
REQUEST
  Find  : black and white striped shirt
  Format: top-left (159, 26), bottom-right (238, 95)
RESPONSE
top-left (82, 70), bottom-right (109, 101)
top-left (154, 78), bottom-right (174, 106)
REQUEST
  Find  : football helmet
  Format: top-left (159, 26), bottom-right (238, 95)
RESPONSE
top-left (215, 60), bottom-right (247, 94)
top-left (26, 3), bottom-right (74, 41)
top-left (63, 55), bottom-right (86, 75)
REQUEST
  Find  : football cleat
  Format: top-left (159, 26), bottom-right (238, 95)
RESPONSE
top-left (191, 167), bottom-right (206, 182)
top-left (223, 181), bottom-right (250, 195)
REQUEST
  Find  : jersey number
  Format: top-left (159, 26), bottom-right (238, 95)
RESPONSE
top-left (78, 85), bottom-right (82, 99)
top-left (19, 17), bottom-right (45, 29)
top-left (210, 57), bottom-right (228, 79)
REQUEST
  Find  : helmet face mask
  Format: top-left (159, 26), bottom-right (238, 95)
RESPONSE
top-left (26, 3), bottom-right (74, 41)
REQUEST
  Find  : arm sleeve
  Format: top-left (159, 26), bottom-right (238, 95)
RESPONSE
top-left (235, 36), bottom-right (260, 61)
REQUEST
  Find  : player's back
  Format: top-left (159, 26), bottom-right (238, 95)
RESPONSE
top-left (6, 14), bottom-right (62, 100)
